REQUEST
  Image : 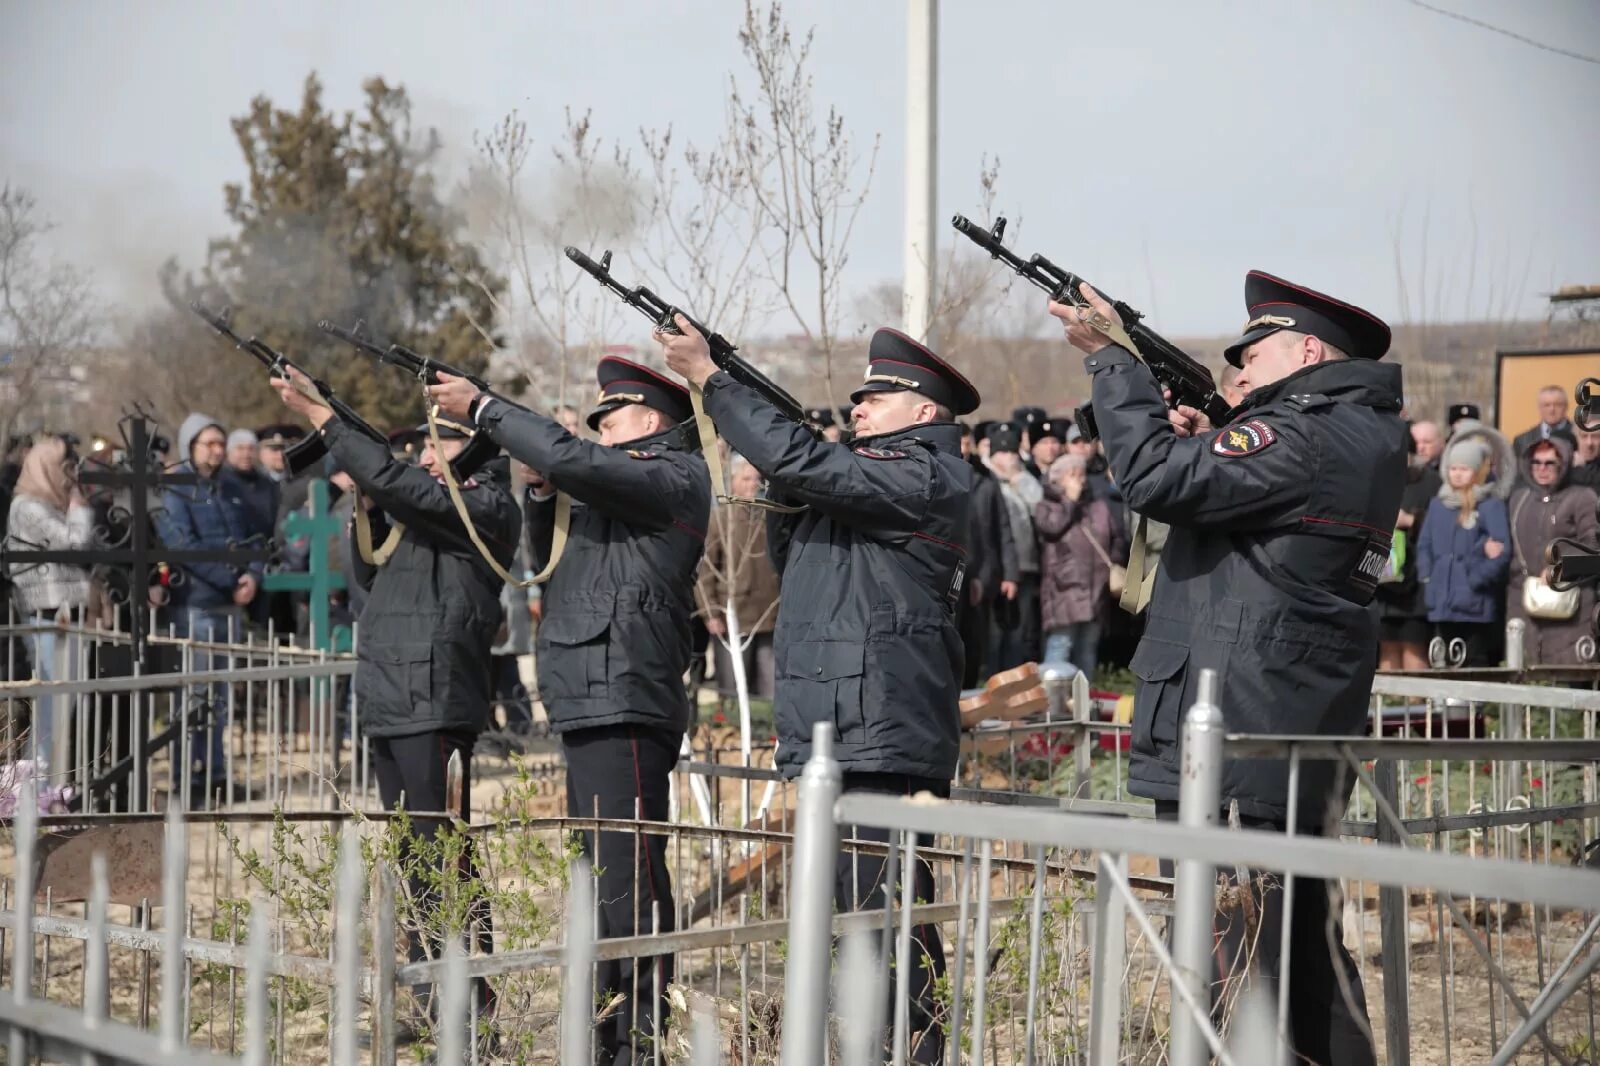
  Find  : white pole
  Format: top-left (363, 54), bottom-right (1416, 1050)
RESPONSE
top-left (903, 0), bottom-right (939, 346)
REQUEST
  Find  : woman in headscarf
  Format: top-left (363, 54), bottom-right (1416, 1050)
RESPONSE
top-left (5, 435), bottom-right (96, 771)
top-left (1508, 437), bottom-right (1598, 665)
top-left (1417, 432), bottom-right (1512, 667)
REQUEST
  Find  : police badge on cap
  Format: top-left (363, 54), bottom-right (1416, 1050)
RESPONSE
top-left (587, 356), bottom-right (695, 431)
top-left (848, 328), bottom-right (980, 416)
top-left (1222, 271), bottom-right (1391, 368)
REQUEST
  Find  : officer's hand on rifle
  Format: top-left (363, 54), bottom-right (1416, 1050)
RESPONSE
top-left (1163, 388), bottom-right (1214, 439)
top-left (425, 372), bottom-right (481, 420)
top-left (1047, 283), bottom-right (1122, 356)
top-left (271, 368), bottom-right (334, 430)
top-left (658, 314), bottom-right (717, 390)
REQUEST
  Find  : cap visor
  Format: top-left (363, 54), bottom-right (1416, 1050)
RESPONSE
top-left (1222, 325), bottom-right (1283, 368)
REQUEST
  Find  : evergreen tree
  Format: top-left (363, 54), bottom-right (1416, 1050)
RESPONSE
top-left (185, 74), bottom-right (502, 430)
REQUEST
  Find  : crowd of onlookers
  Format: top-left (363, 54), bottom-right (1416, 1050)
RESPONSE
top-left (1379, 388), bottom-right (1599, 669)
top-left (3, 384), bottom-right (1597, 780)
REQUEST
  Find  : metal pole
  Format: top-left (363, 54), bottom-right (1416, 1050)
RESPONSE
top-left (561, 856), bottom-right (595, 1066)
top-left (332, 823), bottom-right (361, 1066)
top-left (160, 804), bottom-right (186, 1052)
top-left (780, 722), bottom-right (842, 1066)
top-left (1375, 760), bottom-right (1412, 1066)
top-left (1088, 853), bottom-right (1128, 1066)
top-left (1071, 668), bottom-right (1093, 799)
top-left (902, 0), bottom-right (939, 347)
top-left (1169, 668), bottom-right (1224, 1066)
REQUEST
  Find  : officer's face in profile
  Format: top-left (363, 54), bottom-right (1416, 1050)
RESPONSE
top-left (851, 391), bottom-right (934, 439)
top-left (419, 437), bottom-right (466, 479)
top-left (1234, 331), bottom-right (1325, 395)
top-left (598, 404), bottom-right (664, 448)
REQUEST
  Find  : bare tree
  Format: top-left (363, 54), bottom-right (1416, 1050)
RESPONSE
top-left (0, 184), bottom-right (98, 446)
top-left (714, 0), bottom-right (881, 408)
top-left (467, 110), bottom-right (643, 409)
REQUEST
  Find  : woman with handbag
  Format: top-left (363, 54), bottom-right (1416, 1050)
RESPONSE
top-left (1508, 438), bottom-right (1598, 665)
top-left (1035, 453), bottom-right (1127, 681)
top-left (1417, 436), bottom-right (1512, 667)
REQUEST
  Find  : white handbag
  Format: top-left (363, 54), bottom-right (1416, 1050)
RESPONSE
top-left (1513, 497), bottom-right (1578, 621)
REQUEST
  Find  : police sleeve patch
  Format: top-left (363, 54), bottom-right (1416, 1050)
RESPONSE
top-left (1211, 420), bottom-right (1277, 458)
top-left (855, 447), bottom-right (907, 460)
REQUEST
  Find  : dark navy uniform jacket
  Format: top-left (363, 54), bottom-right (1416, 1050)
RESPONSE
top-left (475, 399), bottom-right (711, 738)
top-left (322, 420), bottom-right (521, 739)
top-left (701, 370), bottom-right (973, 781)
top-left (1088, 347), bottom-right (1406, 827)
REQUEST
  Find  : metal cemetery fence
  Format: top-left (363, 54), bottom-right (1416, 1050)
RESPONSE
top-left (0, 617), bottom-right (1597, 1063)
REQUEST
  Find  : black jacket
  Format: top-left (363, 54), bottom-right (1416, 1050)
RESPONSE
top-left (703, 370), bottom-right (973, 781)
top-left (1090, 349), bottom-right (1406, 827)
top-left (323, 419), bottom-right (521, 739)
top-left (965, 458), bottom-right (1018, 597)
top-left (474, 400), bottom-right (710, 738)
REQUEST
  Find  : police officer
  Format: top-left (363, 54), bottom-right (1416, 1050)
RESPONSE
top-left (1050, 272), bottom-right (1404, 1066)
top-left (270, 371), bottom-right (520, 1041)
top-left (427, 358), bottom-right (710, 1065)
top-left (659, 318), bottom-right (976, 1064)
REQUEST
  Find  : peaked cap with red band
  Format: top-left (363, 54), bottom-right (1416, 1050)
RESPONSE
top-left (849, 328), bottom-right (980, 416)
top-left (1222, 270), bottom-right (1391, 368)
top-left (587, 355), bottom-right (694, 430)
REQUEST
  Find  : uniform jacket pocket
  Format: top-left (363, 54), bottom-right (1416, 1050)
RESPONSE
top-left (356, 642), bottom-right (433, 719)
top-left (537, 611), bottom-right (611, 702)
top-left (780, 640), bottom-right (867, 745)
top-left (1129, 639), bottom-right (1189, 753)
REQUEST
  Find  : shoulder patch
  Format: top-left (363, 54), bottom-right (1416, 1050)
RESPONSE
top-left (854, 446), bottom-right (908, 460)
top-left (1211, 419), bottom-right (1278, 458)
top-left (624, 449), bottom-right (658, 460)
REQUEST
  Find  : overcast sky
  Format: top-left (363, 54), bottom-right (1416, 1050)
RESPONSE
top-left (2, 0), bottom-right (1596, 338)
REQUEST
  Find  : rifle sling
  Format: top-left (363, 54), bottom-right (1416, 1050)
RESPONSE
top-left (423, 394), bottom-right (569, 588)
top-left (689, 383), bottom-right (806, 515)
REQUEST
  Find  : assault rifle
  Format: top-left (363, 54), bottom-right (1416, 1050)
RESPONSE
top-left (564, 247), bottom-right (808, 426)
top-left (315, 319), bottom-right (504, 477)
top-left (950, 215), bottom-right (1230, 440)
top-left (190, 303), bottom-right (389, 475)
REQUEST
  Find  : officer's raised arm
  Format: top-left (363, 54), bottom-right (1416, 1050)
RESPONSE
top-left (662, 317), bottom-right (981, 532)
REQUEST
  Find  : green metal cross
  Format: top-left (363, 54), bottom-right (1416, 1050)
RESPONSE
top-left (262, 479), bottom-right (349, 652)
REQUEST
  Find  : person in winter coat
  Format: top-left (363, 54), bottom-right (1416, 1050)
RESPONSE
top-left (660, 321), bottom-right (977, 1065)
top-left (273, 370), bottom-right (519, 1041)
top-left (988, 442), bottom-right (1044, 671)
top-left (1035, 453), bottom-right (1127, 680)
top-left (219, 429), bottom-right (279, 628)
top-left (697, 456), bottom-right (782, 701)
top-left (1375, 426), bottom-right (1442, 671)
top-left (1053, 270), bottom-right (1406, 1066)
top-left (1417, 435), bottom-right (1511, 666)
top-left (426, 356), bottom-right (708, 1064)
top-left (958, 423), bottom-right (1018, 686)
top-left (1508, 437), bottom-right (1598, 664)
top-left (153, 413), bottom-right (263, 806)
top-left (5, 435), bottom-right (95, 771)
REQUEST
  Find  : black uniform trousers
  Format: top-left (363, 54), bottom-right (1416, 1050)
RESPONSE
top-left (1154, 801), bottom-right (1375, 1066)
top-left (564, 724), bottom-right (681, 1065)
top-left (838, 773), bottom-right (950, 1065)
top-left (371, 730), bottom-right (496, 1022)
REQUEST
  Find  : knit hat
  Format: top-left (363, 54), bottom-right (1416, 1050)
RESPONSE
top-left (1444, 437), bottom-right (1490, 471)
top-left (227, 429), bottom-right (258, 450)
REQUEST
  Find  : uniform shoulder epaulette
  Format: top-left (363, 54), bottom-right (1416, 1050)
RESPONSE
top-left (1283, 393), bottom-right (1333, 411)
top-left (854, 445), bottom-right (908, 460)
top-left (625, 449), bottom-right (659, 460)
